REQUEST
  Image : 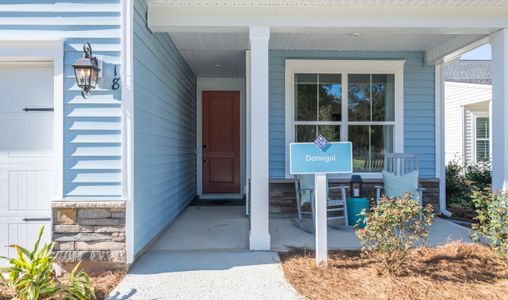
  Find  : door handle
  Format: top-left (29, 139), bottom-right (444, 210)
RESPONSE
top-left (202, 144), bottom-right (207, 165)
top-left (22, 108), bottom-right (54, 112)
top-left (22, 217), bottom-right (51, 222)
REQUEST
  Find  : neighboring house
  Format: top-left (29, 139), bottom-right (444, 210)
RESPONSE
top-left (444, 60), bottom-right (492, 165)
top-left (0, 1), bottom-right (508, 270)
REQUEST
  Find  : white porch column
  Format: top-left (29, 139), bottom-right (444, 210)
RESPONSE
top-left (490, 28), bottom-right (508, 191)
top-left (248, 26), bottom-right (271, 250)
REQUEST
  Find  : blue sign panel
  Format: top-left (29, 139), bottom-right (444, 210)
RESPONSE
top-left (290, 142), bottom-right (353, 174)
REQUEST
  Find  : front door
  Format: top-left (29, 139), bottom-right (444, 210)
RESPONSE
top-left (0, 62), bottom-right (53, 264)
top-left (202, 91), bottom-right (240, 193)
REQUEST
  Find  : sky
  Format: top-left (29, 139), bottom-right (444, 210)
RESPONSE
top-left (460, 43), bottom-right (491, 60)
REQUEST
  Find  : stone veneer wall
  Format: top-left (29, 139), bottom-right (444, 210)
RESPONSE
top-left (52, 201), bottom-right (126, 270)
top-left (269, 178), bottom-right (440, 214)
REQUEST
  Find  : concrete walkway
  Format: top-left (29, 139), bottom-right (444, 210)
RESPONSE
top-left (108, 206), bottom-right (472, 299)
top-left (107, 251), bottom-right (301, 300)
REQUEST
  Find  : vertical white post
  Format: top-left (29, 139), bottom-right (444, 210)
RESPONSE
top-left (435, 64), bottom-right (451, 216)
top-left (245, 50), bottom-right (251, 216)
top-left (490, 28), bottom-right (508, 191)
top-left (314, 173), bottom-right (328, 267)
top-left (121, 0), bottom-right (135, 264)
top-left (249, 27), bottom-right (271, 250)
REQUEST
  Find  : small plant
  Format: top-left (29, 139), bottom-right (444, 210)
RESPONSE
top-left (55, 262), bottom-right (95, 300)
top-left (0, 227), bottom-right (95, 300)
top-left (446, 159), bottom-right (492, 219)
top-left (471, 190), bottom-right (508, 260)
top-left (355, 194), bottom-right (434, 275)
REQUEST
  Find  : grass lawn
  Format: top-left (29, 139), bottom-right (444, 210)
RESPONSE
top-left (281, 242), bottom-right (508, 300)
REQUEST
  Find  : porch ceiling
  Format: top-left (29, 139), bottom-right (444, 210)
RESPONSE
top-left (170, 30), bottom-right (487, 77)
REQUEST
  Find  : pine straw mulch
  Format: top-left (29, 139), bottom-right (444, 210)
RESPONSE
top-left (0, 271), bottom-right (125, 300)
top-left (90, 271), bottom-right (125, 300)
top-left (280, 242), bottom-right (508, 300)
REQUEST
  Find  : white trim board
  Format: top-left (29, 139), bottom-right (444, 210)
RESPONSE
top-left (121, 0), bottom-right (135, 265)
top-left (196, 77), bottom-right (246, 198)
top-left (147, 6), bottom-right (508, 32)
top-left (284, 59), bottom-right (405, 178)
top-left (471, 111), bottom-right (490, 164)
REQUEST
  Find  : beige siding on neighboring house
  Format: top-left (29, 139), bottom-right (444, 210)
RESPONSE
top-left (445, 81), bottom-right (491, 164)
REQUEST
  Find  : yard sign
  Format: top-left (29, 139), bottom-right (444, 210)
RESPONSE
top-left (290, 137), bottom-right (353, 267)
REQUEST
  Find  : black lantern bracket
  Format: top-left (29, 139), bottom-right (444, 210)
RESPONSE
top-left (72, 42), bottom-right (102, 99)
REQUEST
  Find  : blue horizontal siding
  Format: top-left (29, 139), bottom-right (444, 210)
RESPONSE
top-left (269, 50), bottom-right (436, 178)
top-left (0, 1), bottom-right (123, 200)
top-left (133, 0), bottom-right (196, 254)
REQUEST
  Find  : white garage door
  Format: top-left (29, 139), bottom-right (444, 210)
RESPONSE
top-left (0, 62), bottom-right (53, 264)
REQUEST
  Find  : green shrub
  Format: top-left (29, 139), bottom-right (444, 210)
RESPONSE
top-left (471, 190), bottom-right (508, 260)
top-left (446, 159), bottom-right (492, 216)
top-left (355, 194), bottom-right (434, 275)
top-left (0, 227), bottom-right (95, 300)
top-left (446, 159), bottom-right (470, 208)
top-left (465, 161), bottom-right (492, 192)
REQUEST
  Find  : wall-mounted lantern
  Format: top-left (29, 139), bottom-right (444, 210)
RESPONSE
top-left (72, 42), bottom-right (101, 99)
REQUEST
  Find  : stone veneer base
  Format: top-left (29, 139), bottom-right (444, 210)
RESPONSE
top-left (52, 201), bottom-right (127, 271)
top-left (269, 178), bottom-right (440, 214)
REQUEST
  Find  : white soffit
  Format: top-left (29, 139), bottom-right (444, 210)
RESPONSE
top-left (169, 31), bottom-right (484, 51)
top-left (170, 32), bottom-right (248, 51)
top-left (180, 50), bottom-right (246, 77)
top-left (169, 31), bottom-right (486, 76)
top-left (149, 0), bottom-right (508, 6)
top-left (170, 30), bottom-right (485, 77)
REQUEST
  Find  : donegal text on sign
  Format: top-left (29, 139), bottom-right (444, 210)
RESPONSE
top-left (290, 142), bottom-right (353, 174)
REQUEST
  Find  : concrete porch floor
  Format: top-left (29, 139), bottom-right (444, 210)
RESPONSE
top-left (150, 206), bottom-right (249, 252)
top-left (271, 216), bottom-right (473, 251)
top-left (150, 205), bottom-right (473, 252)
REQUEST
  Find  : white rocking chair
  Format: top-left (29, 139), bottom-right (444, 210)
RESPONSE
top-left (294, 174), bottom-right (349, 232)
top-left (375, 152), bottom-right (425, 205)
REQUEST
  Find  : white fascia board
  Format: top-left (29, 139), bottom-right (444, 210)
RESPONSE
top-left (147, 6), bottom-right (508, 32)
top-left (0, 4), bottom-right (119, 13)
top-left (425, 35), bottom-right (490, 65)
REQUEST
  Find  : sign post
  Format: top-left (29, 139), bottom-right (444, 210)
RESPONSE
top-left (314, 172), bottom-right (328, 267)
top-left (289, 136), bottom-right (352, 267)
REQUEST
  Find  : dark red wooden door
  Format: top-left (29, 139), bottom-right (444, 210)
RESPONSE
top-left (202, 91), bottom-right (240, 193)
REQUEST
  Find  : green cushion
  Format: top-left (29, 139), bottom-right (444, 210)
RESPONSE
top-left (382, 170), bottom-right (419, 199)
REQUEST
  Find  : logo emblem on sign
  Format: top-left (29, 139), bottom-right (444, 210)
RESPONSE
top-left (314, 135), bottom-right (329, 151)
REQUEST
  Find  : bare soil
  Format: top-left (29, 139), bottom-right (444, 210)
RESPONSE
top-left (280, 242), bottom-right (508, 300)
top-left (0, 271), bottom-right (125, 300)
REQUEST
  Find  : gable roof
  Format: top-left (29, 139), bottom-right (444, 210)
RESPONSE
top-left (148, 0), bottom-right (508, 6)
top-left (444, 60), bottom-right (492, 85)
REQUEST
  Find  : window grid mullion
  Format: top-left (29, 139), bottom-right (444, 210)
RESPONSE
top-left (341, 72), bottom-right (348, 142)
top-left (316, 74), bottom-right (320, 127)
top-left (348, 121), bottom-right (395, 126)
top-left (369, 74), bottom-right (373, 122)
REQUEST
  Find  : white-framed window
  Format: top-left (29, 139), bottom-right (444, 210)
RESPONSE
top-left (284, 60), bottom-right (405, 178)
top-left (473, 113), bottom-right (490, 163)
